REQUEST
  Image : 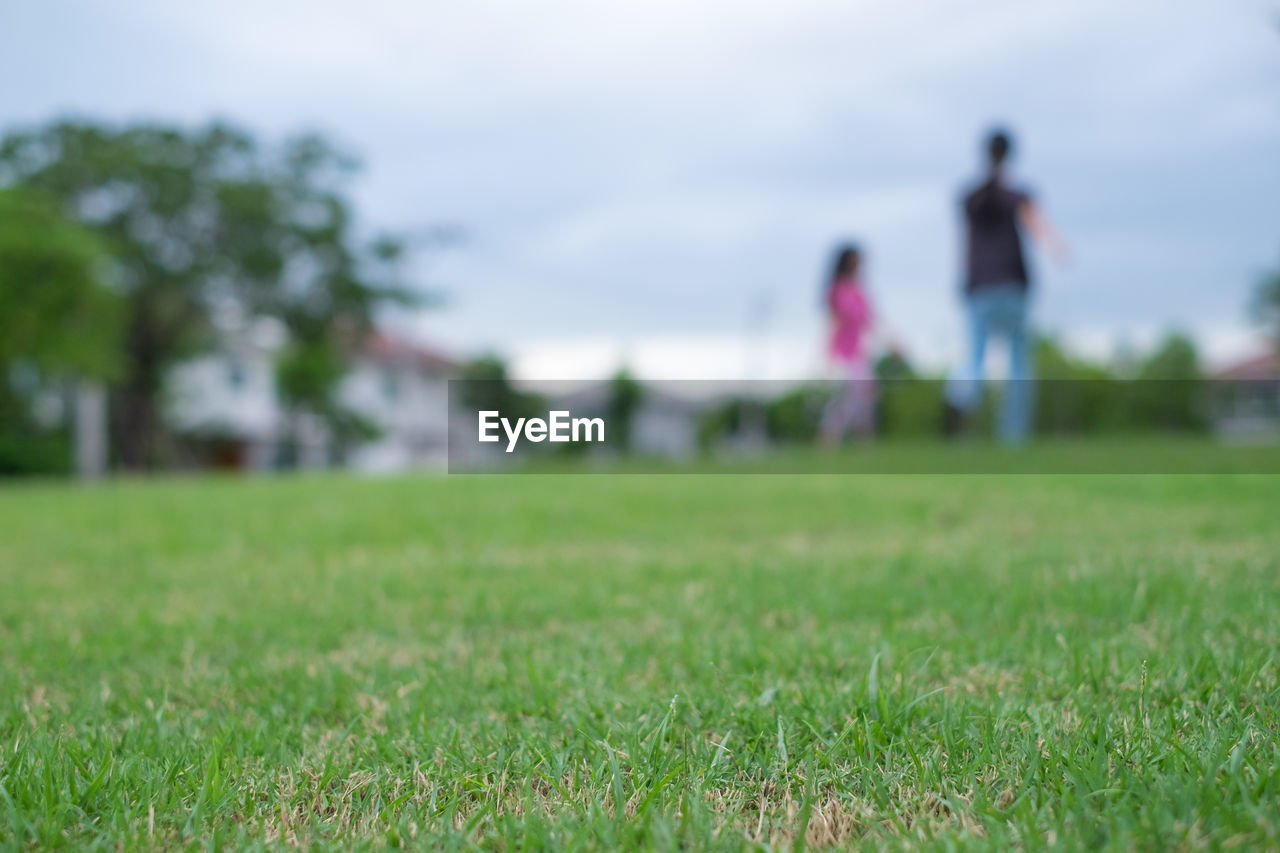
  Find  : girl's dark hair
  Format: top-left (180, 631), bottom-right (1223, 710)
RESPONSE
top-left (826, 244), bottom-right (861, 307)
top-left (829, 244), bottom-right (861, 284)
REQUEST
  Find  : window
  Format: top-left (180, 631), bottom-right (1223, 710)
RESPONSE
top-left (382, 369), bottom-right (400, 403)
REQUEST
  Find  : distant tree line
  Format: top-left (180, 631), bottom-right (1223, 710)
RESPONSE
top-left (700, 332), bottom-right (1216, 448)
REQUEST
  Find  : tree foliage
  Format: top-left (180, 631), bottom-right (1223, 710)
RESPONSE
top-left (0, 188), bottom-right (120, 377)
top-left (0, 188), bottom-right (121, 475)
top-left (1253, 264), bottom-right (1280, 348)
top-left (605, 369), bottom-right (643, 452)
top-left (457, 355), bottom-right (545, 423)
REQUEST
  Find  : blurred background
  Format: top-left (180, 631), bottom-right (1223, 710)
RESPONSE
top-left (1, 0), bottom-right (1278, 475)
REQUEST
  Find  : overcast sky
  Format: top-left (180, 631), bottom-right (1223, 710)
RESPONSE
top-left (4, 0), bottom-right (1278, 377)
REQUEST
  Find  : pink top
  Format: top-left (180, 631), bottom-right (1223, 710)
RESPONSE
top-left (828, 277), bottom-right (872, 363)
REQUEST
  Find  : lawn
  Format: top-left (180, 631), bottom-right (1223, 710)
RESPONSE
top-left (1, 453), bottom-right (1279, 849)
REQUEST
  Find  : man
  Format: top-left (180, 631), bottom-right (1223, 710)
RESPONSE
top-left (943, 128), bottom-right (1068, 443)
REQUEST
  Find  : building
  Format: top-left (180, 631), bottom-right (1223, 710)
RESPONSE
top-left (1210, 349), bottom-right (1280, 442)
top-left (338, 332), bottom-right (455, 472)
top-left (166, 319), bottom-right (456, 472)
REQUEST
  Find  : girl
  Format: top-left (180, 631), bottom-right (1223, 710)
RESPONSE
top-left (820, 244), bottom-right (877, 444)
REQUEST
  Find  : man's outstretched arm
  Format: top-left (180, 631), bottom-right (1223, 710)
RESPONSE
top-left (1019, 199), bottom-right (1070, 265)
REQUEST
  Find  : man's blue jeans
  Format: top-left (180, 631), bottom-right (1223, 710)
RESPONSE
top-left (945, 284), bottom-right (1034, 443)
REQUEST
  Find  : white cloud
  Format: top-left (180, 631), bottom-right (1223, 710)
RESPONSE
top-left (509, 333), bottom-right (827, 382)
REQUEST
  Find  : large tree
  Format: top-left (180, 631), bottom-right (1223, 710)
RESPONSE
top-left (0, 120), bottom-right (415, 469)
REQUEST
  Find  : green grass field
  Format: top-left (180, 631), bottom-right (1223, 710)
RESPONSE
top-left (2, 453), bottom-right (1279, 849)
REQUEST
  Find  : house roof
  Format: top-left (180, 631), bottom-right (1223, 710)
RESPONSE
top-left (1213, 349), bottom-right (1280, 381)
top-left (362, 331), bottom-right (457, 373)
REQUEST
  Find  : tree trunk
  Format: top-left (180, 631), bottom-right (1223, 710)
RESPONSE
top-left (111, 302), bottom-right (172, 471)
top-left (112, 349), bottom-right (164, 471)
top-left (112, 384), bottom-right (157, 470)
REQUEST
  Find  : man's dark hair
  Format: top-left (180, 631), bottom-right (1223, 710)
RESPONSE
top-left (987, 128), bottom-right (1013, 166)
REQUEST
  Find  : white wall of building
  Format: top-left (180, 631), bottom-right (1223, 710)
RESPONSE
top-left (338, 359), bottom-right (451, 472)
top-left (165, 330), bottom-right (453, 472)
top-left (167, 348), bottom-right (281, 443)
